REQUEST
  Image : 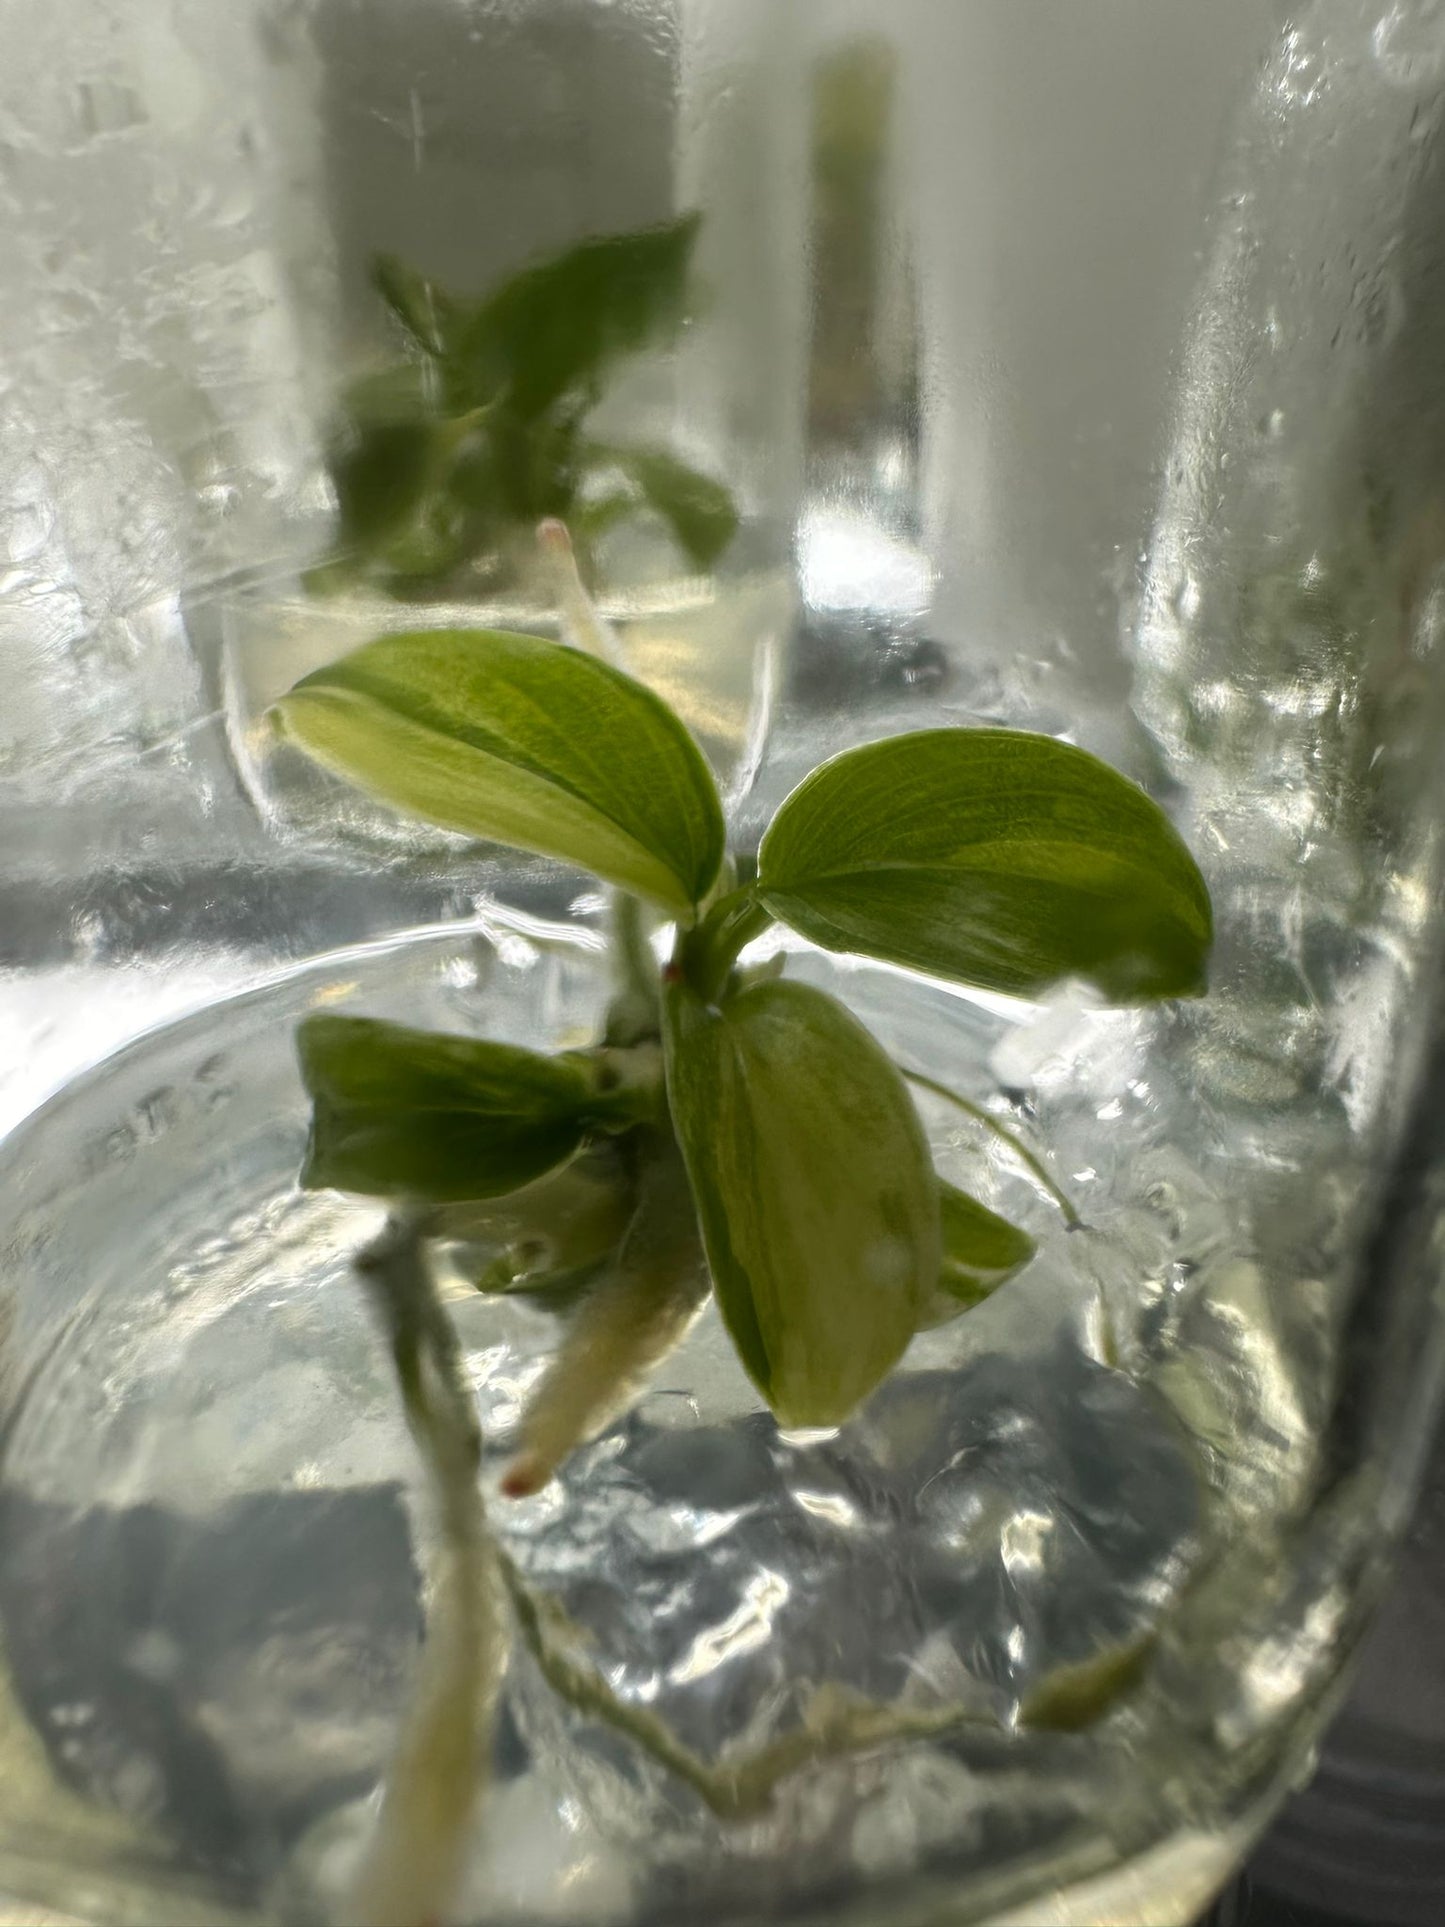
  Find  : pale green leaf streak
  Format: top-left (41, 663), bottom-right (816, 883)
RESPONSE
top-left (758, 729), bottom-right (1213, 1002)
top-left (274, 628), bottom-right (725, 913)
top-left (298, 1013), bottom-right (602, 1203)
top-left (664, 977), bottom-right (939, 1428)
top-left (901, 1065), bottom-right (1081, 1228)
top-left (917, 1184), bottom-right (1036, 1328)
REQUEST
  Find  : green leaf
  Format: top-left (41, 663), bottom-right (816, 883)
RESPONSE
top-left (594, 444), bottom-right (738, 569)
top-left (366, 501), bottom-right (483, 590)
top-left (918, 1184), bottom-right (1035, 1327)
top-left (572, 489), bottom-right (638, 551)
top-left (297, 1013), bottom-right (600, 1202)
top-left (341, 359), bottom-right (440, 429)
top-left (664, 977), bottom-right (939, 1428)
top-left (331, 420), bottom-right (440, 552)
top-left (484, 403), bottom-right (587, 523)
top-left (454, 213), bottom-right (701, 420)
top-left (446, 434), bottom-right (509, 517)
top-left (311, 367), bottom-right (466, 589)
top-left (757, 729), bottom-right (1212, 1002)
top-left (273, 628), bottom-right (725, 912)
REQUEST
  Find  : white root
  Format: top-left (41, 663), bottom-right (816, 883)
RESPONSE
top-left (347, 1218), bottom-right (507, 1927)
top-left (502, 1135), bottom-right (709, 1499)
top-left (536, 517), bottom-right (625, 664)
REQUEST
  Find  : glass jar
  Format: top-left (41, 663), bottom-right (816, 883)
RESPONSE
top-left (3, 3), bottom-right (1445, 1924)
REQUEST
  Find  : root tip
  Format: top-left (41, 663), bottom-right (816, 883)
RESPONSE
top-left (501, 1453), bottom-right (547, 1500)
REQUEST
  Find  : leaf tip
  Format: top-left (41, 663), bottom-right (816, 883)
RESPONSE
top-left (267, 689), bottom-right (303, 740)
top-left (297, 1145), bottom-right (329, 1196)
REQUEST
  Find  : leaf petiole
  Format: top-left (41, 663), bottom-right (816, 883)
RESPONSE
top-left (899, 1066), bottom-right (1083, 1230)
top-left (605, 891), bottom-right (662, 1046)
top-left (675, 885), bottom-right (774, 1004)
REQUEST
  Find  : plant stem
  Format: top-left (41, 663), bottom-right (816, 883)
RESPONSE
top-left (899, 1068), bottom-right (1083, 1229)
top-left (604, 891), bottom-right (662, 1046)
top-left (349, 1215), bottom-right (506, 1927)
top-left (613, 892), bottom-right (657, 999)
top-left (675, 886), bottom-right (774, 1005)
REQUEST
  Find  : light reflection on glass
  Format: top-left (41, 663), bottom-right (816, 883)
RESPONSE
top-left (667, 1568), bottom-right (791, 1686)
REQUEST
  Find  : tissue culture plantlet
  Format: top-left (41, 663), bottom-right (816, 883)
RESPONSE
top-left (306, 213), bottom-right (739, 601)
top-left (269, 549), bottom-right (1212, 1923)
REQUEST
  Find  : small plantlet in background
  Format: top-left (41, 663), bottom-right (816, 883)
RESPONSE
top-left (307, 214), bottom-right (739, 600)
top-left (269, 576), bottom-right (1212, 1921)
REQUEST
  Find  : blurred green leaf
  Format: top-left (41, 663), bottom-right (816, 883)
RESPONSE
top-left (664, 977), bottom-right (938, 1428)
top-left (372, 253), bottom-right (462, 358)
top-left (454, 213), bottom-right (701, 419)
top-left (484, 404), bottom-right (587, 523)
top-left (367, 502), bottom-right (485, 591)
top-left (324, 393), bottom-right (497, 584)
top-left (274, 628), bottom-right (725, 912)
top-left (1018, 1636), bottom-right (1154, 1732)
top-left (758, 729), bottom-right (1213, 1002)
top-left (341, 359), bottom-right (440, 429)
top-left (446, 436), bottom-right (506, 515)
top-left (917, 1184), bottom-right (1035, 1327)
top-left (312, 218), bottom-right (718, 593)
top-left (330, 420), bottom-right (440, 553)
top-left (598, 444), bottom-right (738, 569)
top-left (571, 488), bottom-right (637, 549)
top-left (297, 1013), bottom-right (599, 1202)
